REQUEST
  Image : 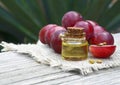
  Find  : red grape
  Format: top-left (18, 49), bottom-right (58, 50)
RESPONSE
top-left (89, 45), bottom-right (116, 58)
top-left (93, 25), bottom-right (106, 33)
top-left (50, 29), bottom-right (66, 53)
top-left (86, 20), bottom-right (98, 27)
top-left (62, 11), bottom-right (83, 28)
top-left (39, 24), bottom-right (57, 44)
top-left (45, 26), bottom-right (65, 46)
top-left (89, 31), bottom-right (114, 45)
top-left (74, 21), bottom-right (94, 41)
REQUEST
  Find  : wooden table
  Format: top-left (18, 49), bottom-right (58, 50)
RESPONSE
top-left (0, 51), bottom-right (120, 85)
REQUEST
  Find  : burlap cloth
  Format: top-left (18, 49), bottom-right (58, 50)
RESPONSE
top-left (0, 33), bottom-right (120, 75)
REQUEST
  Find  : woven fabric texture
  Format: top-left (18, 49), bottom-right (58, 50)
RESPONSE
top-left (0, 33), bottom-right (120, 75)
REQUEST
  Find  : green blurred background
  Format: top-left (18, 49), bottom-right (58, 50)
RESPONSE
top-left (0, 0), bottom-right (120, 44)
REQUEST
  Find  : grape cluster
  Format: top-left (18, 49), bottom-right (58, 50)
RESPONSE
top-left (39, 11), bottom-right (114, 54)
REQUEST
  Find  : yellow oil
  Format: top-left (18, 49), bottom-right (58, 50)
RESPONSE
top-left (62, 41), bottom-right (88, 61)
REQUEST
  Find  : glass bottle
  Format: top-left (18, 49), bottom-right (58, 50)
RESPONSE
top-left (61, 27), bottom-right (88, 61)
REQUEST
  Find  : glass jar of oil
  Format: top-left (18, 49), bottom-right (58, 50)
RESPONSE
top-left (61, 27), bottom-right (88, 61)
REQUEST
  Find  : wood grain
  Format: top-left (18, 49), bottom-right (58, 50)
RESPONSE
top-left (0, 52), bottom-right (120, 85)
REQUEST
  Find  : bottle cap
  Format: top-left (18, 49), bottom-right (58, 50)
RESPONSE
top-left (66, 27), bottom-right (85, 38)
top-left (67, 27), bottom-right (84, 35)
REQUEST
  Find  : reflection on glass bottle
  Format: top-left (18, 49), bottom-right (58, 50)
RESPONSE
top-left (61, 27), bottom-right (88, 61)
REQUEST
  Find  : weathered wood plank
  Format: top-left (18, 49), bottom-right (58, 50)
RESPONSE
top-left (0, 52), bottom-right (120, 85)
top-left (0, 60), bottom-right (41, 73)
top-left (0, 53), bottom-right (33, 67)
top-left (9, 72), bottom-right (74, 85)
top-left (0, 52), bottom-right (28, 61)
top-left (58, 67), bottom-right (120, 85)
top-left (0, 64), bottom-right (63, 84)
top-left (33, 75), bottom-right (81, 85)
top-left (0, 65), bottom-right (47, 79)
top-left (0, 70), bottom-right (64, 85)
